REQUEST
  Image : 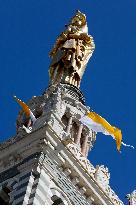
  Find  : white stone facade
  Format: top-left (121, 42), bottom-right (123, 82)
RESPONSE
top-left (0, 83), bottom-right (125, 205)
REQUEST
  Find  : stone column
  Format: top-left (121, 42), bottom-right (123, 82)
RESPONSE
top-left (66, 116), bottom-right (72, 134)
top-left (85, 144), bottom-right (90, 157)
top-left (81, 134), bottom-right (88, 156)
top-left (74, 124), bottom-right (83, 145)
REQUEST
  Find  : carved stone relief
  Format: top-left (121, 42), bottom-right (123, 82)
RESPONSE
top-left (94, 165), bottom-right (110, 190)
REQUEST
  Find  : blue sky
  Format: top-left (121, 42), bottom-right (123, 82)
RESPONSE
top-left (0, 0), bottom-right (135, 204)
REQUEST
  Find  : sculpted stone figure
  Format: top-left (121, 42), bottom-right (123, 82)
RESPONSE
top-left (49, 11), bottom-right (95, 88)
top-left (126, 191), bottom-right (136, 205)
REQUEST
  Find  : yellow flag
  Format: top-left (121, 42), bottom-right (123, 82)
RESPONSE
top-left (14, 96), bottom-right (36, 123)
top-left (81, 111), bottom-right (122, 151)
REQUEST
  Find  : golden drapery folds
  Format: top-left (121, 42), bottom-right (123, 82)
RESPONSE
top-left (49, 11), bottom-right (95, 88)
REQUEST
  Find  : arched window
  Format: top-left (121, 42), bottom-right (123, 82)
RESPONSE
top-left (80, 133), bottom-right (85, 149)
top-left (0, 186), bottom-right (11, 205)
top-left (61, 114), bottom-right (69, 131)
top-left (50, 188), bottom-right (71, 205)
top-left (71, 121), bottom-right (78, 142)
top-left (34, 107), bottom-right (43, 119)
top-left (51, 195), bottom-right (64, 205)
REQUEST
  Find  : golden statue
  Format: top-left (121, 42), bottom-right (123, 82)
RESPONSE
top-left (49, 11), bottom-right (95, 88)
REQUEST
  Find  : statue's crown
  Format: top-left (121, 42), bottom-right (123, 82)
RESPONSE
top-left (69, 10), bottom-right (87, 27)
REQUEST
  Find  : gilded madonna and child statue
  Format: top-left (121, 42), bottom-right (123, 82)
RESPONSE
top-left (0, 10), bottom-right (134, 205)
top-left (49, 10), bottom-right (95, 88)
top-left (16, 10), bottom-right (95, 130)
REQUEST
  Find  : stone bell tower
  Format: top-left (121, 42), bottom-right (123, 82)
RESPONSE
top-left (0, 11), bottom-right (126, 205)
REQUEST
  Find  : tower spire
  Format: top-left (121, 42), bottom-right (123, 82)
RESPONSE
top-left (49, 11), bottom-right (95, 88)
top-left (0, 12), bottom-right (125, 205)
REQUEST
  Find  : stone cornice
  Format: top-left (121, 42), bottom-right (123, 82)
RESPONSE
top-left (44, 124), bottom-right (124, 205)
top-left (0, 122), bottom-right (124, 205)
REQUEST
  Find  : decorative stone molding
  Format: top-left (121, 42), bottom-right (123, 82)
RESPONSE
top-left (0, 82), bottom-right (124, 205)
top-left (86, 196), bottom-right (94, 204)
top-left (79, 187), bottom-right (86, 195)
top-left (130, 190), bottom-right (136, 205)
top-left (0, 134), bottom-right (22, 151)
top-left (0, 153), bottom-right (22, 171)
top-left (43, 153), bottom-right (90, 205)
top-left (126, 190), bottom-right (136, 205)
top-left (71, 177), bottom-right (80, 186)
top-left (50, 187), bottom-right (73, 205)
top-left (94, 166), bottom-right (123, 205)
top-left (67, 142), bottom-right (96, 177)
top-left (66, 142), bottom-right (124, 205)
top-left (95, 165), bottom-right (110, 190)
top-left (64, 168), bottom-right (72, 176)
